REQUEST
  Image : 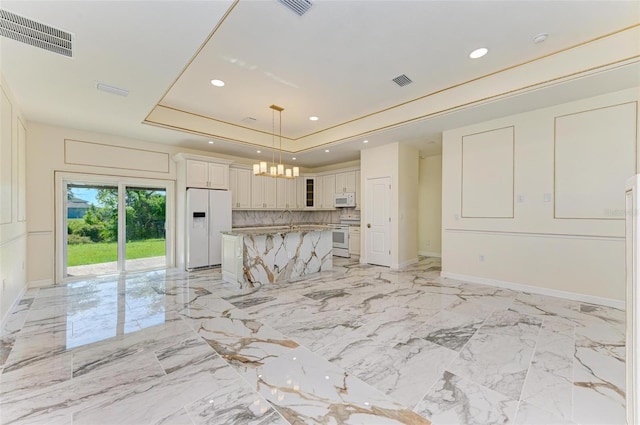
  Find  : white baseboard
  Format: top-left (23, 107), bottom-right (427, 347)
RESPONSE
top-left (28, 279), bottom-right (54, 288)
top-left (440, 271), bottom-right (625, 310)
top-left (418, 251), bottom-right (442, 258)
top-left (0, 283), bottom-right (28, 331)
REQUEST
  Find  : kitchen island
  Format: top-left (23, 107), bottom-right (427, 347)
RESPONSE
top-left (221, 225), bottom-right (333, 288)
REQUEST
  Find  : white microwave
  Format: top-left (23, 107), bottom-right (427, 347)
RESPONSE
top-left (334, 192), bottom-right (355, 207)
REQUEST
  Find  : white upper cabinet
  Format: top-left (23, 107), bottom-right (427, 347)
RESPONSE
top-left (173, 153), bottom-right (233, 191)
top-left (229, 167), bottom-right (251, 209)
top-left (276, 179), bottom-right (287, 209)
top-left (251, 175), bottom-right (277, 209)
top-left (335, 171), bottom-right (356, 193)
top-left (276, 178), bottom-right (297, 209)
top-left (186, 159), bottom-right (229, 190)
top-left (321, 174), bottom-right (336, 209)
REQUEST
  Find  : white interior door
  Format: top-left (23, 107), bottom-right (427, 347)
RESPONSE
top-left (365, 176), bottom-right (391, 266)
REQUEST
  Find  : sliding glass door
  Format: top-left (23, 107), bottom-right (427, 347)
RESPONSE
top-left (56, 173), bottom-right (173, 282)
top-left (125, 187), bottom-right (166, 272)
top-left (66, 183), bottom-right (119, 277)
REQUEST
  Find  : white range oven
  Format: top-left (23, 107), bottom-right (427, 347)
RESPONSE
top-left (330, 224), bottom-right (350, 257)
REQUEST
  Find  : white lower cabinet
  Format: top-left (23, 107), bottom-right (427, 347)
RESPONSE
top-left (221, 234), bottom-right (243, 284)
top-left (349, 226), bottom-right (360, 256)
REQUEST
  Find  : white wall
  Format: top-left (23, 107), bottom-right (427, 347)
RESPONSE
top-left (398, 143), bottom-right (419, 266)
top-left (418, 155), bottom-right (442, 256)
top-left (25, 122), bottom-right (365, 285)
top-left (442, 87), bottom-right (639, 304)
top-left (361, 142), bottom-right (418, 268)
top-left (26, 122), bottom-right (251, 286)
top-left (0, 77), bottom-right (27, 322)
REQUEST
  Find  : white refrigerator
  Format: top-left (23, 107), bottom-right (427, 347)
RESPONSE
top-left (186, 188), bottom-right (232, 269)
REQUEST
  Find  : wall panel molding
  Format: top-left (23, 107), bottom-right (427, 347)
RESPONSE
top-left (554, 101), bottom-right (637, 219)
top-left (64, 139), bottom-right (170, 173)
top-left (461, 126), bottom-right (514, 218)
top-left (0, 88), bottom-right (13, 224)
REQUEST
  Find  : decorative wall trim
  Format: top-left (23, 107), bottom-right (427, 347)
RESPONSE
top-left (64, 139), bottom-right (170, 173)
top-left (17, 117), bottom-right (26, 222)
top-left (418, 250), bottom-right (442, 258)
top-left (147, 20), bottom-right (640, 144)
top-left (553, 101), bottom-right (638, 220)
top-left (441, 271), bottom-right (624, 310)
top-left (461, 126), bottom-right (515, 219)
top-left (445, 228), bottom-right (624, 242)
top-left (0, 87), bottom-right (13, 225)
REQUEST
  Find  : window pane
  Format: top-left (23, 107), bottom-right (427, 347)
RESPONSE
top-left (66, 184), bottom-right (118, 277)
top-left (124, 187), bottom-right (166, 271)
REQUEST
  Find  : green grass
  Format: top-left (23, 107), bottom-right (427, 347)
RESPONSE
top-left (67, 239), bottom-right (165, 266)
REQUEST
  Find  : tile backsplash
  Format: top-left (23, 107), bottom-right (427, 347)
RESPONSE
top-left (232, 210), bottom-right (341, 227)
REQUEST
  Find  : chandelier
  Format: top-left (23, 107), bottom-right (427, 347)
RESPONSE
top-left (253, 104), bottom-right (299, 179)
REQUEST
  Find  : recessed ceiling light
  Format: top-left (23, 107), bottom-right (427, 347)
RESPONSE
top-left (363, 140), bottom-right (368, 144)
top-left (325, 149), bottom-right (330, 153)
top-left (256, 150), bottom-right (261, 153)
top-left (292, 157), bottom-right (296, 160)
top-left (469, 47), bottom-right (488, 59)
top-left (208, 141), bottom-right (214, 144)
top-left (532, 33), bottom-right (548, 44)
top-left (309, 116), bottom-right (319, 121)
top-left (210, 79), bottom-right (225, 87)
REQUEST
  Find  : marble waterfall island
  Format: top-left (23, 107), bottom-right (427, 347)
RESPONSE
top-left (221, 225), bottom-right (333, 287)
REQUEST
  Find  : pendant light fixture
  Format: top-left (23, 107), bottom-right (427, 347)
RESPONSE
top-left (253, 105), bottom-right (299, 179)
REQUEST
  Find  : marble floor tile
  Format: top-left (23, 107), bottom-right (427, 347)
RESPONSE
top-left (183, 378), bottom-right (287, 425)
top-left (0, 335), bottom-right (15, 367)
top-left (193, 312), bottom-right (300, 371)
top-left (414, 370), bottom-right (519, 425)
top-left (519, 321), bottom-right (574, 421)
top-left (71, 317), bottom-right (194, 377)
top-left (152, 408), bottom-right (195, 425)
top-left (239, 346), bottom-right (431, 424)
top-left (1, 352), bottom-right (164, 425)
top-left (413, 309), bottom-right (488, 352)
top-left (72, 347), bottom-right (239, 425)
top-left (513, 400), bottom-right (577, 425)
top-left (317, 327), bottom-right (457, 409)
top-left (0, 257), bottom-right (627, 425)
top-left (447, 310), bottom-right (542, 400)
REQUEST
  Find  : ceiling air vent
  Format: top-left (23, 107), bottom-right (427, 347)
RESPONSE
top-left (241, 117), bottom-right (257, 124)
top-left (392, 74), bottom-right (413, 87)
top-left (0, 9), bottom-right (72, 57)
top-left (278, 0), bottom-right (313, 16)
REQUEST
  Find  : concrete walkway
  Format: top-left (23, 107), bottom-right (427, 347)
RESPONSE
top-left (67, 256), bottom-right (166, 277)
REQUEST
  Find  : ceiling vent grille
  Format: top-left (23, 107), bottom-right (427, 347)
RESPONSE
top-left (278, 0), bottom-right (313, 16)
top-left (392, 74), bottom-right (413, 87)
top-left (0, 9), bottom-right (72, 57)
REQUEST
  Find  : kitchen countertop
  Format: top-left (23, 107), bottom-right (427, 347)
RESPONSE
top-left (222, 225), bottom-right (333, 237)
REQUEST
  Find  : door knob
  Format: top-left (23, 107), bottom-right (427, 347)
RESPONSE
top-left (367, 223), bottom-right (371, 228)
